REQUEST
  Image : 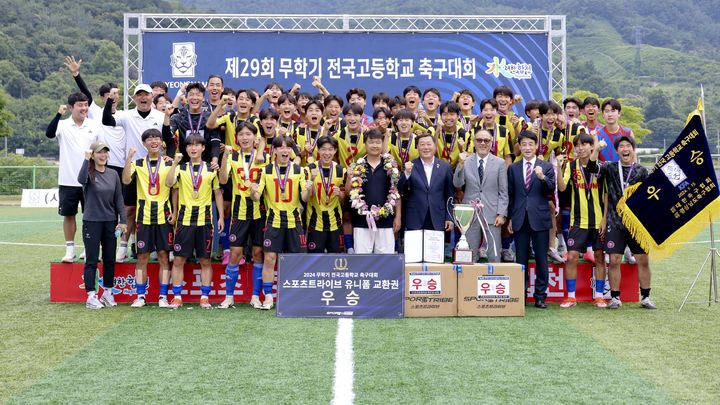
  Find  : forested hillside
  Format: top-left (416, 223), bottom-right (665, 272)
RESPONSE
top-left (1, 0), bottom-right (718, 157)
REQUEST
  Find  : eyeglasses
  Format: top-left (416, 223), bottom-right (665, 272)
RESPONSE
top-left (475, 138), bottom-right (493, 144)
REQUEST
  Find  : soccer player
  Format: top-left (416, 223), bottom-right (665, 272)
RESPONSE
top-left (167, 82), bottom-right (221, 167)
top-left (346, 129), bottom-right (402, 254)
top-left (371, 107), bottom-right (392, 138)
top-left (532, 101), bottom-right (565, 162)
top-left (103, 84), bottom-right (167, 262)
top-left (207, 89), bottom-right (259, 152)
top-left (582, 97), bottom-right (604, 132)
top-left (371, 92), bottom-right (390, 111)
top-left (470, 99), bottom-right (512, 167)
top-left (388, 95), bottom-right (407, 117)
top-left (419, 88), bottom-right (441, 127)
top-left (493, 86), bottom-right (522, 150)
top-left (454, 89), bottom-right (478, 133)
top-left (219, 122), bottom-right (267, 309)
top-left (78, 141), bottom-right (127, 309)
top-left (346, 88), bottom-right (369, 126)
top-left (306, 136), bottom-right (347, 253)
top-left (600, 135), bottom-right (656, 309)
top-left (556, 132), bottom-right (608, 308)
top-left (250, 136), bottom-right (313, 310)
top-left (387, 109), bottom-right (420, 171)
top-left (46, 92), bottom-right (101, 262)
top-left (596, 99), bottom-right (634, 162)
top-left (150, 81), bottom-right (168, 97)
top-left (323, 95), bottom-right (344, 136)
top-left (403, 85), bottom-right (422, 116)
top-left (335, 103), bottom-right (367, 168)
top-left (434, 101), bottom-right (469, 169)
top-left (153, 94), bottom-right (173, 113)
top-left (277, 93), bottom-right (298, 136)
top-left (165, 134), bottom-right (224, 309)
top-left (205, 74), bottom-right (225, 111)
top-left (258, 107), bottom-right (283, 156)
top-left (297, 100), bottom-right (326, 165)
top-left (122, 129), bottom-right (174, 308)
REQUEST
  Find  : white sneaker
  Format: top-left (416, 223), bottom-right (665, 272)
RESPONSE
top-left (250, 295), bottom-right (263, 309)
top-left (116, 246), bottom-right (128, 263)
top-left (261, 294), bottom-right (274, 310)
top-left (100, 290), bottom-right (117, 307)
top-left (607, 297), bottom-right (622, 309)
top-left (548, 248), bottom-right (565, 264)
top-left (218, 296), bottom-right (235, 309)
top-left (158, 296), bottom-right (170, 308)
top-left (150, 251), bottom-right (158, 261)
top-left (86, 293), bottom-right (103, 309)
top-left (131, 296), bottom-right (146, 308)
top-left (79, 250), bottom-right (86, 260)
top-left (624, 246), bottom-right (637, 264)
top-left (346, 247), bottom-right (355, 254)
top-left (62, 246), bottom-right (76, 263)
top-left (640, 296), bottom-right (657, 309)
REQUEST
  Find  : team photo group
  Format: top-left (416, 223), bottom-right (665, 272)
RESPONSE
top-left (49, 55), bottom-right (655, 312)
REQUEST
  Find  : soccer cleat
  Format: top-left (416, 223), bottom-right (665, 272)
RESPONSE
top-left (261, 294), bottom-right (274, 310)
top-left (169, 297), bottom-right (183, 309)
top-left (560, 297), bottom-right (577, 308)
top-left (548, 248), bottom-right (565, 264)
top-left (100, 290), bottom-right (117, 307)
top-left (199, 297), bottom-right (212, 309)
top-left (501, 249), bottom-right (515, 262)
top-left (150, 251), bottom-right (158, 261)
top-left (346, 247), bottom-right (355, 254)
top-left (222, 251), bottom-right (230, 265)
top-left (86, 294), bottom-right (104, 309)
top-left (607, 297), bottom-right (622, 309)
top-left (61, 247), bottom-right (76, 263)
top-left (157, 296), bottom-right (170, 308)
top-left (624, 247), bottom-right (637, 264)
top-left (218, 296), bottom-right (235, 309)
top-left (131, 296), bottom-right (147, 308)
top-left (583, 249), bottom-right (595, 263)
top-left (593, 297), bottom-right (607, 308)
top-left (115, 246), bottom-right (128, 263)
top-left (640, 297), bottom-right (657, 309)
top-left (250, 295), bottom-right (263, 309)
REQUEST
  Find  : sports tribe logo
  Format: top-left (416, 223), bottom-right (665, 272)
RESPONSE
top-left (171, 42), bottom-right (198, 78)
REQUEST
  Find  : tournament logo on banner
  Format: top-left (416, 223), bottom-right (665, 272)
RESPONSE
top-left (618, 113), bottom-right (720, 261)
top-left (277, 253), bottom-right (404, 318)
top-left (142, 32), bottom-right (549, 111)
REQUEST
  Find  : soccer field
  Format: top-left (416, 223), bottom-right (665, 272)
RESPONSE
top-left (1, 206), bottom-right (719, 404)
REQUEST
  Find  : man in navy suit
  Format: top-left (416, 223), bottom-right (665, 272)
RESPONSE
top-left (508, 130), bottom-right (556, 308)
top-left (398, 133), bottom-right (454, 232)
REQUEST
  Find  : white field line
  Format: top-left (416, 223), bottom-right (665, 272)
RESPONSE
top-left (0, 220), bottom-right (63, 224)
top-left (0, 241), bottom-right (84, 248)
top-left (331, 318), bottom-right (355, 405)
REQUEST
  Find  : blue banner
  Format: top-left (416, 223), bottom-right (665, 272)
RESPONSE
top-left (276, 253), bottom-right (404, 318)
top-left (142, 31), bottom-right (549, 114)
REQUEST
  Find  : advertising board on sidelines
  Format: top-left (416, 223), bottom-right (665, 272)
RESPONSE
top-left (277, 253), bottom-right (405, 318)
top-left (21, 189), bottom-right (59, 208)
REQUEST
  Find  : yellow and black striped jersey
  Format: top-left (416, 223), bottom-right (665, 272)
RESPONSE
top-left (563, 160), bottom-right (604, 229)
top-left (215, 112), bottom-right (260, 152)
top-left (466, 122), bottom-right (512, 161)
top-left (334, 126), bottom-right (367, 168)
top-left (257, 163), bottom-right (309, 229)
top-left (226, 150), bottom-right (265, 221)
top-left (561, 121), bottom-right (587, 160)
top-left (174, 161), bottom-right (219, 227)
top-left (388, 132), bottom-right (420, 171)
top-left (496, 112), bottom-right (518, 148)
top-left (537, 127), bottom-right (565, 161)
top-left (295, 126), bottom-right (324, 166)
top-left (433, 127), bottom-right (470, 169)
top-left (130, 158), bottom-right (173, 225)
top-left (306, 162), bottom-right (346, 232)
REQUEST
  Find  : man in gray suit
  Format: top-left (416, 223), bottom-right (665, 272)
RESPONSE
top-left (453, 129), bottom-right (508, 262)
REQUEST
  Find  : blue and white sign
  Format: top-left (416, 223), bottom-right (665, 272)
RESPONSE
top-left (276, 253), bottom-right (404, 318)
top-left (142, 32), bottom-right (549, 114)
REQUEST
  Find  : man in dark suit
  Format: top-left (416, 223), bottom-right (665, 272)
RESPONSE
top-left (398, 133), bottom-right (454, 232)
top-left (507, 130), bottom-right (556, 308)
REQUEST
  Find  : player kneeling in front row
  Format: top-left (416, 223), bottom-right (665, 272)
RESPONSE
top-left (122, 129), bottom-right (174, 308)
top-left (165, 135), bottom-right (224, 309)
top-left (600, 135), bottom-right (656, 309)
top-left (218, 122), bottom-right (267, 309)
top-left (250, 135), bottom-right (313, 310)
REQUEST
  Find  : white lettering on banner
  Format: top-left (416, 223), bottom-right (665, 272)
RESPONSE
top-left (328, 58), bottom-right (341, 79)
top-left (400, 59), bottom-right (414, 77)
top-left (386, 58), bottom-right (399, 79)
top-left (225, 57), bottom-right (239, 78)
top-left (356, 59), bottom-right (371, 78)
top-left (408, 271), bottom-right (442, 295)
top-left (418, 58), bottom-right (433, 79)
top-left (341, 58), bottom-right (356, 79)
top-left (477, 275), bottom-right (510, 299)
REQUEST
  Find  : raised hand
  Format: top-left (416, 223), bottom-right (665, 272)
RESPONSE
top-left (405, 161), bottom-right (414, 176)
top-left (85, 149), bottom-right (93, 160)
top-left (534, 166), bottom-right (544, 180)
top-left (64, 56), bottom-right (82, 76)
top-left (58, 105), bottom-right (67, 115)
top-left (173, 153), bottom-right (183, 165)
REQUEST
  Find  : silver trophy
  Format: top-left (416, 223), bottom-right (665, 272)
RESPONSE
top-left (451, 204), bottom-right (477, 264)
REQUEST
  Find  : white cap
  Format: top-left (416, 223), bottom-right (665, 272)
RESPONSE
top-left (133, 84), bottom-right (153, 96)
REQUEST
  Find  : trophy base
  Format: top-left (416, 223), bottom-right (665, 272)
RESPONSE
top-left (453, 249), bottom-right (474, 264)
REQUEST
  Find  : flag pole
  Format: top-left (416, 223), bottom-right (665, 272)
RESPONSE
top-left (679, 85), bottom-right (719, 311)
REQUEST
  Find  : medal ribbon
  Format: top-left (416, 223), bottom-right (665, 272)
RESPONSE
top-left (619, 162), bottom-right (635, 192)
top-left (275, 161), bottom-right (291, 194)
top-left (187, 108), bottom-right (205, 135)
top-left (320, 162), bottom-right (334, 205)
top-left (241, 149), bottom-right (256, 182)
top-left (146, 156), bottom-right (161, 191)
top-left (399, 133), bottom-right (414, 164)
top-left (442, 127), bottom-right (457, 159)
top-left (190, 162), bottom-right (203, 193)
top-left (580, 162), bottom-right (595, 200)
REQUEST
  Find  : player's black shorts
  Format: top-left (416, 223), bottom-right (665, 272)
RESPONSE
top-left (567, 226), bottom-right (603, 252)
top-left (263, 225), bottom-right (307, 253)
top-left (173, 224), bottom-right (213, 258)
top-left (58, 185), bottom-right (84, 216)
top-left (229, 217), bottom-right (264, 248)
top-left (136, 223), bottom-right (174, 253)
top-left (308, 229), bottom-right (345, 253)
top-left (123, 177), bottom-right (137, 207)
top-left (558, 187), bottom-right (571, 208)
top-left (604, 223), bottom-right (646, 255)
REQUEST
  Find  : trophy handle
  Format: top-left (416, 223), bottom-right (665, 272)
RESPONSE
top-left (446, 196), bottom-right (459, 229)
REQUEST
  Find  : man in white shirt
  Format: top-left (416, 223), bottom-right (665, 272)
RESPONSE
top-left (103, 84), bottom-right (167, 261)
top-left (45, 92), bottom-right (101, 262)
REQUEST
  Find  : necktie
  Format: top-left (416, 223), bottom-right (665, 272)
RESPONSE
top-left (477, 158), bottom-right (484, 186)
top-left (525, 161), bottom-right (532, 190)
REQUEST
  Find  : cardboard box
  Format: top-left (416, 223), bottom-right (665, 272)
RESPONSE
top-left (405, 263), bottom-right (458, 317)
top-left (457, 263), bottom-right (525, 317)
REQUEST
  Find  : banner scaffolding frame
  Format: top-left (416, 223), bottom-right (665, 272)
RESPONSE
top-left (123, 14), bottom-right (566, 110)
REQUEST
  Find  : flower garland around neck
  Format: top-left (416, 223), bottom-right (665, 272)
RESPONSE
top-left (348, 153), bottom-right (401, 220)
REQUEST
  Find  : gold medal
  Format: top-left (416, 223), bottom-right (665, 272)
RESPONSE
top-left (150, 184), bottom-right (158, 195)
top-left (307, 156), bottom-right (315, 164)
top-left (192, 190), bottom-right (199, 199)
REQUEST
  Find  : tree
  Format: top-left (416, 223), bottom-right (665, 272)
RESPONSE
top-left (644, 89), bottom-right (674, 121)
top-left (0, 90), bottom-right (14, 139)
